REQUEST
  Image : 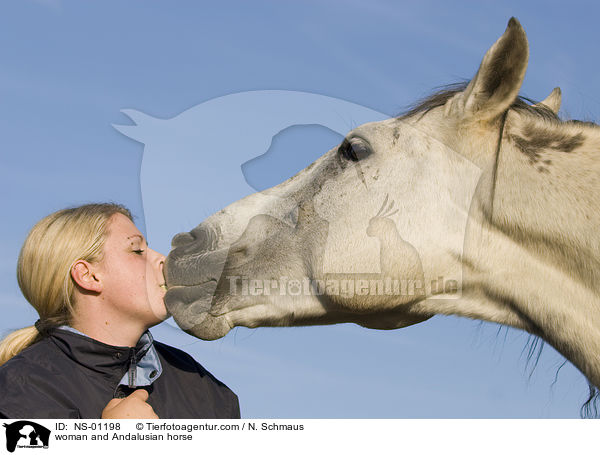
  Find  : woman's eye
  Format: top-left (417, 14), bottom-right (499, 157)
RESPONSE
top-left (133, 249), bottom-right (145, 255)
top-left (339, 138), bottom-right (371, 162)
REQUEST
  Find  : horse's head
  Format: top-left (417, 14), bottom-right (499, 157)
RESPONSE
top-left (164, 18), bottom-right (540, 340)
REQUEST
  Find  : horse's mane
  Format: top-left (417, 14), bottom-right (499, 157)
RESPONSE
top-left (400, 81), bottom-right (600, 418)
top-left (398, 81), bottom-right (599, 128)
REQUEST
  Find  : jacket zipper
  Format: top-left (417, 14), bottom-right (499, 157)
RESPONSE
top-left (128, 348), bottom-right (137, 388)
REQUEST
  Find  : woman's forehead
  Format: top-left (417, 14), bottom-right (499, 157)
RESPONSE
top-left (108, 213), bottom-right (144, 241)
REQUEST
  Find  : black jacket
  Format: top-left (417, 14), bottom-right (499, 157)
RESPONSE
top-left (0, 327), bottom-right (240, 419)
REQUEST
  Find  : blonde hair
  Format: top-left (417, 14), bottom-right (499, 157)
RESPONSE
top-left (0, 203), bottom-right (133, 366)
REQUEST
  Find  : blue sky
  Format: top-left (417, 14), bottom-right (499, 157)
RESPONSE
top-left (1, 0), bottom-right (599, 417)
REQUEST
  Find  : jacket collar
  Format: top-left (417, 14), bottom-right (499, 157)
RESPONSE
top-left (46, 326), bottom-right (162, 387)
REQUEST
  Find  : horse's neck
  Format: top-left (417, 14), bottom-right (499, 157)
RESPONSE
top-left (459, 217), bottom-right (600, 387)
top-left (449, 119), bottom-right (600, 386)
top-left (497, 119), bottom-right (600, 292)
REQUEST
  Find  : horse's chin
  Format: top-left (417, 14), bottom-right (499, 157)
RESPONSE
top-left (164, 281), bottom-right (232, 340)
top-left (184, 315), bottom-right (232, 341)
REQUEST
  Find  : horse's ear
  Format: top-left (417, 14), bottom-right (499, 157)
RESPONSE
top-left (536, 87), bottom-right (562, 114)
top-left (454, 18), bottom-right (529, 121)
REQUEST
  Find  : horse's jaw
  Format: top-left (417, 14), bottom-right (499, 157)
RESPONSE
top-left (164, 198), bottom-right (436, 340)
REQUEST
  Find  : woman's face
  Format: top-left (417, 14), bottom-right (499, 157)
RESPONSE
top-left (96, 213), bottom-right (168, 328)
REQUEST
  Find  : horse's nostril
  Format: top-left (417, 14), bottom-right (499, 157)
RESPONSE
top-left (172, 232), bottom-right (195, 248)
top-left (190, 225), bottom-right (219, 251)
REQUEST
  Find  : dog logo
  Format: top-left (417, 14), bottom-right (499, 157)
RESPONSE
top-left (3, 421), bottom-right (51, 452)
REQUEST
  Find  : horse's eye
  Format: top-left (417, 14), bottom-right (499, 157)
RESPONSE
top-left (339, 138), bottom-right (371, 162)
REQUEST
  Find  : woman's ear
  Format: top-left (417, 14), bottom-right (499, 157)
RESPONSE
top-left (71, 260), bottom-right (102, 293)
top-left (448, 17), bottom-right (529, 121)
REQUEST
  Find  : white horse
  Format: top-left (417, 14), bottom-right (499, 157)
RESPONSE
top-left (164, 18), bottom-right (600, 410)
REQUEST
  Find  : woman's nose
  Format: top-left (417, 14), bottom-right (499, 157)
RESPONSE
top-left (149, 246), bottom-right (164, 257)
top-left (148, 249), bottom-right (167, 282)
top-left (149, 248), bottom-right (166, 265)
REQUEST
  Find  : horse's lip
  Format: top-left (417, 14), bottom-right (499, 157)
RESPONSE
top-left (164, 279), bottom-right (221, 328)
top-left (164, 278), bottom-right (218, 293)
top-left (164, 247), bottom-right (229, 287)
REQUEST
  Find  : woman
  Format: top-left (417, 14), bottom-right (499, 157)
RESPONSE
top-left (0, 203), bottom-right (240, 418)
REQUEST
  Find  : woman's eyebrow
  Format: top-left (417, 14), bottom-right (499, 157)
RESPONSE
top-left (127, 234), bottom-right (147, 245)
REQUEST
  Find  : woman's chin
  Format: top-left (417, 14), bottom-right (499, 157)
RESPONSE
top-left (145, 299), bottom-right (170, 326)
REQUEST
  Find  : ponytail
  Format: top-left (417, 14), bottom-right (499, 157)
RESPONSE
top-left (0, 326), bottom-right (41, 366)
